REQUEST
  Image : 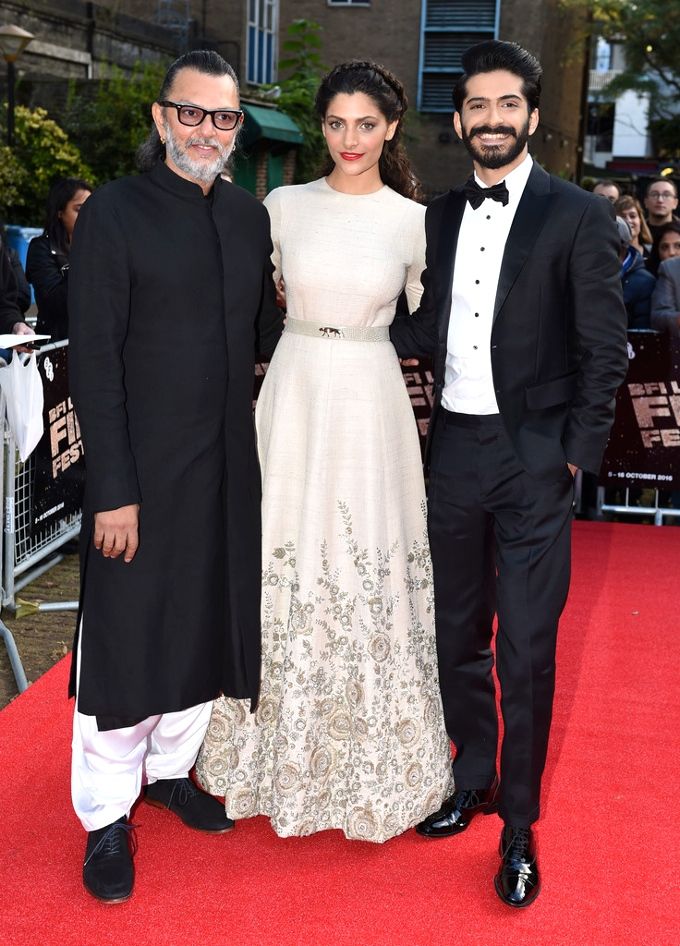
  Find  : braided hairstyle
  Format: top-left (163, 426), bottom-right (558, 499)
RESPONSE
top-left (315, 60), bottom-right (421, 202)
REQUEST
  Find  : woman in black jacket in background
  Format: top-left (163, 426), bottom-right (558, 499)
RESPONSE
top-left (26, 178), bottom-right (92, 341)
top-left (0, 224), bottom-right (31, 315)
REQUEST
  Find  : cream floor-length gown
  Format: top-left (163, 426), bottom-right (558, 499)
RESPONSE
top-left (196, 178), bottom-right (453, 842)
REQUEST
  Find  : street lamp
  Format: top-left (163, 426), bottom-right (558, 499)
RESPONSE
top-left (0, 24), bottom-right (34, 147)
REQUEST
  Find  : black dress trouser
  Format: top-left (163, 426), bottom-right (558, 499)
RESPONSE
top-left (427, 409), bottom-right (574, 827)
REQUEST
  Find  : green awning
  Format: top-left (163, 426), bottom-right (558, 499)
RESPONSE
top-left (241, 103), bottom-right (304, 147)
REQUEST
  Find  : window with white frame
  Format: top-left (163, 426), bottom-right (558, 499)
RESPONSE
top-left (247, 0), bottom-right (278, 85)
top-left (418, 0), bottom-right (499, 112)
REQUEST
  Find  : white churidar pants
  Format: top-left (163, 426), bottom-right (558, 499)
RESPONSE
top-left (71, 619), bottom-right (212, 832)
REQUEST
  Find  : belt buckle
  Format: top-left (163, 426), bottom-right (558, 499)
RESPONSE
top-left (319, 326), bottom-right (344, 339)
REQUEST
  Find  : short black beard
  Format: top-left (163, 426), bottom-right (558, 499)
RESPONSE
top-left (461, 118), bottom-right (531, 170)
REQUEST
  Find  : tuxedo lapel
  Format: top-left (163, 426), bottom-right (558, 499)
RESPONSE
top-left (436, 190), bottom-right (466, 347)
top-left (493, 163), bottom-right (553, 323)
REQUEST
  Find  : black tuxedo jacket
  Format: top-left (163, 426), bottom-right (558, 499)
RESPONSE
top-left (390, 162), bottom-right (629, 477)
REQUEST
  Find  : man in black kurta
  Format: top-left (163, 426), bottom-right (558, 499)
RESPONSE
top-left (68, 51), bottom-right (280, 903)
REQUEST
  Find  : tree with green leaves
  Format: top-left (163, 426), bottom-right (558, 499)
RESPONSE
top-left (269, 19), bottom-right (327, 183)
top-left (0, 105), bottom-right (92, 225)
top-left (564, 0), bottom-right (680, 158)
top-left (61, 61), bottom-right (168, 185)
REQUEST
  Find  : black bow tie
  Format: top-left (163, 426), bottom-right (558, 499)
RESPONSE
top-left (463, 176), bottom-right (510, 210)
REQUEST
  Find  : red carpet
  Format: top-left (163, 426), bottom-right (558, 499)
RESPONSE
top-left (0, 522), bottom-right (678, 946)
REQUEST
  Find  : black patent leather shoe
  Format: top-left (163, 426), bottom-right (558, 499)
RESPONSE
top-left (494, 825), bottom-right (541, 907)
top-left (83, 816), bottom-right (135, 903)
top-left (415, 776), bottom-right (499, 837)
top-left (144, 777), bottom-right (235, 833)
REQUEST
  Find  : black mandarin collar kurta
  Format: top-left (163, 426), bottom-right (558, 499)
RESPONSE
top-left (151, 158), bottom-right (217, 200)
top-left (68, 161), bottom-right (281, 723)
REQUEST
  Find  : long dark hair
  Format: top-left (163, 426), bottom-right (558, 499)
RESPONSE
top-left (44, 177), bottom-right (93, 257)
top-left (315, 60), bottom-right (421, 201)
top-left (647, 220), bottom-right (680, 276)
top-left (136, 49), bottom-right (240, 172)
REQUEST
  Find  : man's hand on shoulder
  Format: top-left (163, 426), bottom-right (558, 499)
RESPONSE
top-left (94, 504), bottom-right (140, 563)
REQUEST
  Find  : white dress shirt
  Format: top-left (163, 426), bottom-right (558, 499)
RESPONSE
top-left (442, 153), bottom-right (533, 415)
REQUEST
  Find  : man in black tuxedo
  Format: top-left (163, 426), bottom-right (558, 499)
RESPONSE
top-left (391, 41), bottom-right (627, 907)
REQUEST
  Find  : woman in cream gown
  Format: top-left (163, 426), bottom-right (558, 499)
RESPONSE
top-left (196, 61), bottom-right (453, 843)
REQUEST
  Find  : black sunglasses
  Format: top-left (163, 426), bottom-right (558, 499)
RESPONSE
top-left (159, 101), bottom-right (244, 131)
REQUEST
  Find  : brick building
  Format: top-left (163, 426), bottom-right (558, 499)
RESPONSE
top-left (113, 0), bottom-right (590, 194)
top-left (0, 0), bottom-right (301, 198)
top-left (275, 0), bottom-right (588, 195)
top-left (1, 0), bottom-right (589, 197)
top-left (0, 0), bottom-right (181, 81)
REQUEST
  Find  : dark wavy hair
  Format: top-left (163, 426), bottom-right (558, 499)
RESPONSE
top-left (315, 60), bottom-right (421, 201)
top-left (136, 49), bottom-right (240, 172)
top-left (43, 177), bottom-right (93, 257)
top-left (647, 219), bottom-right (680, 276)
top-left (453, 41), bottom-right (542, 114)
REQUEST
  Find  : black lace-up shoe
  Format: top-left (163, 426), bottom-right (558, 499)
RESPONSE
top-left (494, 825), bottom-right (541, 907)
top-left (144, 777), bottom-right (235, 833)
top-left (415, 776), bottom-right (499, 837)
top-left (83, 816), bottom-right (135, 903)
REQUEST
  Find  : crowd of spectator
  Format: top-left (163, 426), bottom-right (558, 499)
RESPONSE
top-left (588, 175), bottom-right (680, 513)
top-left (589, 176), bottom-right (680, 335)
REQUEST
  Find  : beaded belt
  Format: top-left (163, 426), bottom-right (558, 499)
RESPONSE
top-left (285, 317), bottom-right (390, 342)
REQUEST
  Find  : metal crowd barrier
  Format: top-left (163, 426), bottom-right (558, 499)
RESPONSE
top-left (0, 341), bottom-right (80, 694)
top-left (595, 486), bottom-right (680, 525)
top-left (0, 388), bottom-right (26, 691)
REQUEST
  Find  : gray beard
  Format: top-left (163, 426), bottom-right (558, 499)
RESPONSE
top-left (164, 125), bottom-right (231, 186)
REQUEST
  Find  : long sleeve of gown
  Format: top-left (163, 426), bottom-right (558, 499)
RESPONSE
top-left (404, 211), bottom-right (426, 313)
top-left (263, 188), bottom-right (283, 285)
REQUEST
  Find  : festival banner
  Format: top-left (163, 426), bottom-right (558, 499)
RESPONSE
top-left (31, 344), bottom-right (85, 534)
top-left (600, 330), bottom-right (679, 490)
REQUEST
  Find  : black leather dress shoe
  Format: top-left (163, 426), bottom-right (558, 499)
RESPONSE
top-left (494, 825), bottom-right (541, 907)
top-left (83, 816), bottom-right (135, 903)
top-left (144, 777), bottom-right (235, 833)
top-left (415, 777), bottom-right (499, 837)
